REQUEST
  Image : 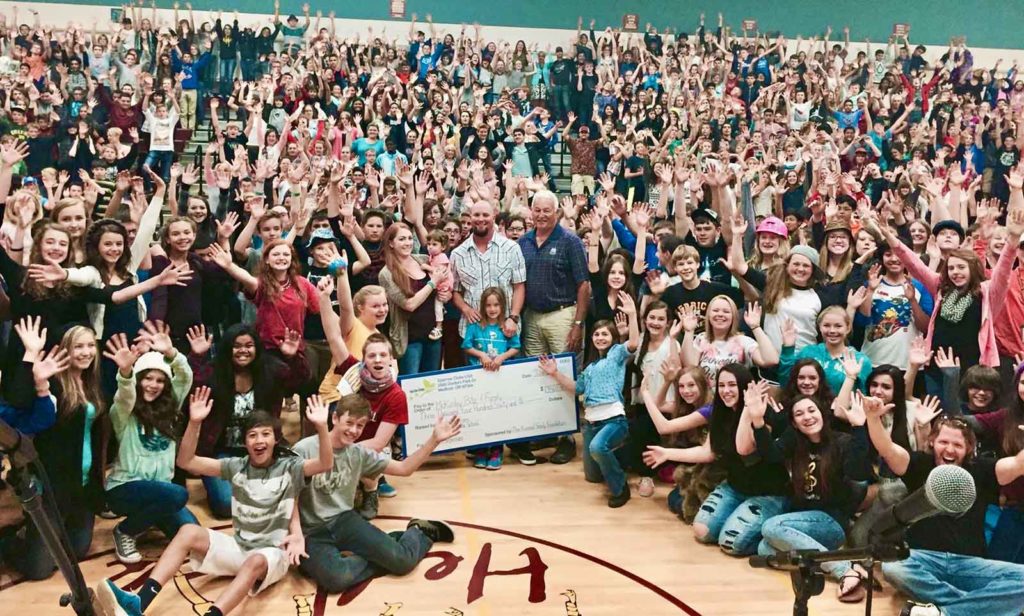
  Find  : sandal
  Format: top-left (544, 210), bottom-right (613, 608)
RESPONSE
top-left (428, 327), bottom-right (443, 341)
top-left (838, 569), bottom-right (866, 603)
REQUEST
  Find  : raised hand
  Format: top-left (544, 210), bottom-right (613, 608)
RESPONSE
top-left (208, 243), bottom-right (234, 269)
top-left (846, 392), bottom-right (867, 427)
top-left (860, 394), bottom-right (895, 419)
top-left (614, 312), bottom-right (629, 338)
top-left (781, 317), bottom-right (797, 348)
top-left (840, 349), bottom-right (863, 380)
top-left (137, 320), bottom-right (174, 356)
top-left (744, 381), bottom-right (768, 422)
top-left (866, 263), bottom-right (882, 291)
top-left (217, 211), bottom-right (241, 239)
top-left (186, 324), bottom-right (213, 356)
top-left (743, 302), bottom-right (763, 330)
top-left (32, 346), bottom-right (70, 383)
top-left (645, 269), bottom-right (667, 296)
top-left (537, 354), bottom-right (559, 376)
top-left (934, 347), bottom-right (960, 369)
top-left (659, 355), bottom-right (682, 383)
top-left (14, 316), bottom-right (47, 360)
top-left (26, 262), bottom-right (67, 283)
top-left (432, 414), bottom-right (462, 442)
top-left (279, 328), bottom-right (301, 357)
top-left (617, 291), bottom-right (637, 315)
top-left (304, 394), bottom-right (330, 427)
top-left (189, 386), bottom-right (214, 422)
top-left (103, 334), bottom-right (140, 372)
top-left (907, 335), bottom-right (933, 368)
top-left (914, 395), bottom-right (943, 426)
top-left (157, 261), bottom-right (193, 287)
top-left (677, 305), bottom-right (699, 333)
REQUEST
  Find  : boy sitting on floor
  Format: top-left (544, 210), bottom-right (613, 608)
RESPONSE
top-left (96, 387), bottom-right (334, 616)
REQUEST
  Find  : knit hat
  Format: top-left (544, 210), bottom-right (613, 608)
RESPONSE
top-left (133, 352), bottom-right (172, 379)
top-left (932, 219), bottom-right (966, 241)
top-left (306, 227), bottom-right (338, 249)
top-left (789, 244), bottom-right (820, 267)
top-left (755, 216), bottom-right (788, 239)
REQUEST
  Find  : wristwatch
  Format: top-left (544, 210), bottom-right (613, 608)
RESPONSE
top-left (507, 314), bottom-right (520, 324)
top-left (572, 319), bottom-right (584, 327)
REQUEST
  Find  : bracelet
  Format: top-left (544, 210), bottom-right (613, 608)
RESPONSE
top-left (427, 279), bottom-right (437, 289)
top-left (9, 245), bottom-right (23, 251)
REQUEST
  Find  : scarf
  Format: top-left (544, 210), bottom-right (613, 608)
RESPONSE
top-left (359, 363), bottom-right (395, 394)
top-left (939, 288), bottom-right (975, 324)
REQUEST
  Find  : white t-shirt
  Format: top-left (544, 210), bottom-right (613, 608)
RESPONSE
top-left (145, 108), bottom-right (179, 152)
top-left (694, 333), bottom-right (759, 383)
top-left (764, 289), bottom-right (822, 352)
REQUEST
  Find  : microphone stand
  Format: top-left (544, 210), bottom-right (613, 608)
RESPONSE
top-left (749, 541), bottom-right (910, 616)
top-left (0, 418), bottom-right (97, 615)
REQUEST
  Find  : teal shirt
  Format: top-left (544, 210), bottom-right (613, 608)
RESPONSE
top-left (81, 402), bottom-right (96, 486)
top-left (779, 344), bottom-right (872, 396)
top-left (576, 343), bottom-right (633, 407)
top-left (461, 322), bottom-right (520, 365)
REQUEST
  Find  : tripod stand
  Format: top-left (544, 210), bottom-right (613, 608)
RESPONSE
top-left (1, 420), bottom-right (97, 615)
top-left (750, 542), bottom-right (909, 616)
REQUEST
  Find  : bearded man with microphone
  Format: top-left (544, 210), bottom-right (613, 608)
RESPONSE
top-left (866, 404), bottom-right (1024, 616)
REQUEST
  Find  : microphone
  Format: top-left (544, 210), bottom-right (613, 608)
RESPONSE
top-left (869, 464), bottom-right (977, 543)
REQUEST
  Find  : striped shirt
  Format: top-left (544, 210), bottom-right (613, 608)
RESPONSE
top-left (450, 233), bottom-right (527, 336)
top-left (220, 455), bottom-right (305, 551)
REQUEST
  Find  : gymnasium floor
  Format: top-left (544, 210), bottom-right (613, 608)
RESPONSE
top-left (0, 440), bottom-right (910, 615)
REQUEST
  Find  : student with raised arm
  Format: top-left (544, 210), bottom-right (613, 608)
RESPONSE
top-left (539, 291), bottom-right (639, 507)
top-left (864, 394), bottom-right (1024, 616)
top-left (97, 387), bottom-right (333, 616)
top-left (295, 393), bottom-right (461, 593)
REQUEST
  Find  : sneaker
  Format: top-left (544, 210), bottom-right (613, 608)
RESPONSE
top-left (550, 436), bottom-right (577, 464)
top-left (408, 519), bottom-right (455, 543)
top-left (378, 477), bottom-right (397, 498)
top-left (637, 477), bottom-right (655, 497)
top-left (608, 484), bottom-right (631, 508)
top-left (358, 490), bottom-right (379, 520)
top-left (508, 444), bottom-right (537, 465)
top-left (900, 602), bottom-right (942, 616)
top-left (473, 452), bottom-right (488, 469)
top-left (428, 327), bottom-right (443, 341)
top-left (98, 509), bottom-right (120, 520)
top-left (486, 448), bottom-right (503, 470)
top-left (97, 578), bottom-right (142, 616)
top-left (112, 524), bottom-right (142, 564)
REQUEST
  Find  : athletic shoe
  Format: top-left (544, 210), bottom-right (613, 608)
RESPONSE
top-left (473, 452), bottom-right (488, 469)
top-left (428, 327), bottom-right (443, 341)
top-left (608, 484), bottom-right (631, 508)
top-left (899, 602), bottom-right (942, 616)
top-left (550, 436), bottom-right (577, 464)
top-left (378, 476), bottom-right (397, 498)
top-left (637, 477), bottom-right (655, 497)
top-left (508, 444), bottom-right (537, 465)
top-left (97, 509), bottom-right (120, 520)
top-left (486, 448), bottom-right (503, 470)
top-left (97, 578), bottom-right (142, 616)
top-left (408, 519), bottom-right (455, 543)
top-left (112, 524), bottom-right (142, 564)
top-left (358, 490), bottom-right (379, 520)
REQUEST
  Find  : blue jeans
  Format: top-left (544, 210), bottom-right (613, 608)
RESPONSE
top-left (240, 57), bottom-right (258, 81)
top-left (218, 57), bottom-right (236, 94)
top-left (987, 505), bottom-right (1024, 563)
top-left (882, 549), bottom-right (1024, 616)
top-left (202, 453), bottom-right (234, 519)
top-left (758, 510), bottom-right (850, 581)
top-left (105, 480), bottom-right (198, 538)
top-left (144, 150), bottom-right (174, 182)
top-left (581, 415), bottom-right (629, 496)
top-left (0, 506), bottom-right (94, 580)
top-left (550, 85), bottom-right (571, 122)
top-left (299, 510), bottom-right (432, 593)
top-left (398, 339), bottom-right (441, 375)
top-left (693, 481), bottom-right (789, 556)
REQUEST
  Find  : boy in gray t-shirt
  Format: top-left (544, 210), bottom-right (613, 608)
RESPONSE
top-left (97, 387), bottom-right (335, 616)
top-left (295, 393), bottom-right (462, 593)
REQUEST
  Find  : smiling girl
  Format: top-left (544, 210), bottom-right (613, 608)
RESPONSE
top-left (540, 291), bottom-right (640, 507)
top-left (102, 321), bottom-right (197, 564)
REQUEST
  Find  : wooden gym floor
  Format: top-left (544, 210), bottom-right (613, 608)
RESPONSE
top-left (0, 418), bottom-right (912, 615)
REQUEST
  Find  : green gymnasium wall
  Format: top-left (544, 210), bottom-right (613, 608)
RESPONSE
top-left (22, 0), bottom-right (1024, 49)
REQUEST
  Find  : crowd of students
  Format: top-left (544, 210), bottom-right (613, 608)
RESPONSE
top-left (2, 4), bottom-right (1024, 616)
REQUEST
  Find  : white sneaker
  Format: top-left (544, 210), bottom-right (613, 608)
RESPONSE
top-left (900, 602), bottom-right (942, 616)
top-left (112, 524), bottom-right (142, 564)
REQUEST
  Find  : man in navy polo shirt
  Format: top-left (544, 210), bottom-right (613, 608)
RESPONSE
top-left (517, 190), bottom-right (590, 465)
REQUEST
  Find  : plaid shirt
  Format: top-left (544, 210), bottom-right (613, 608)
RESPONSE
top-left (450, 233), bottom-right (527, 336)
top-left (519, 225), bottom-right (589, 313)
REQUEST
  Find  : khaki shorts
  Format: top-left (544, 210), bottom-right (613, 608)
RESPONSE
top-left (571, 174), bottom-right (595, 195)
top-left (188, 528), bottom-right (290, 596)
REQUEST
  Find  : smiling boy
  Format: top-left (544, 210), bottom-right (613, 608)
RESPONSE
top-left (96, 388), bottom-right (334, 616)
